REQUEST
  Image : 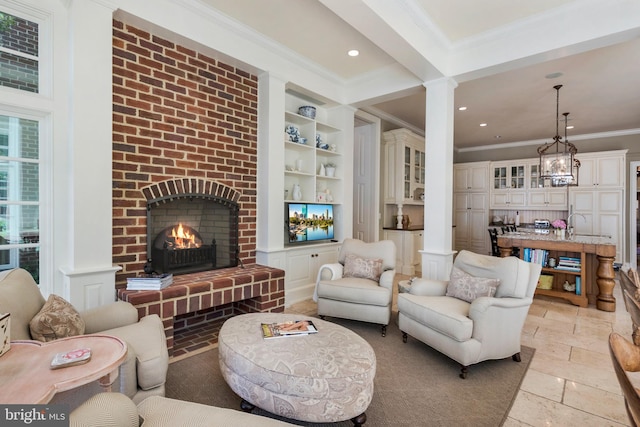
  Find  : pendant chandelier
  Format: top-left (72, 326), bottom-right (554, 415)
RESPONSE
top-left (537, 85), bottom-right (579, 187)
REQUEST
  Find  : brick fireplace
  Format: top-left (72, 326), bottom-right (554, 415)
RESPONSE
top-left (112, 20), bottom-right (284, 354)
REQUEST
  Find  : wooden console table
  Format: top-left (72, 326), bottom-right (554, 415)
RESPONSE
top-left (0, 334), bottom-right (126, 404)
top-left (497, 232), bottom-right (616, 311)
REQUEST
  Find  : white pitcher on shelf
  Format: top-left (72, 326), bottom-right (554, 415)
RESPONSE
top-left (319, 163), bottom-right (326, 176)
top-left (292, 184), bottom-right (302, 201)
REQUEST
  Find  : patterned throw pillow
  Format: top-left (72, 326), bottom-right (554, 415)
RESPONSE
top-left (29, 294), bottom-right (85, 342)
top-left (343, 253), bottom-right (383, 282)
top-left (446, 266), bottom-right (500, 303)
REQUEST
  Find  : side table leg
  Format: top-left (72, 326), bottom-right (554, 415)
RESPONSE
top-left (596, 255), bottom-right (616, 312)
top-left (97, 369), bottom-right (119, 392)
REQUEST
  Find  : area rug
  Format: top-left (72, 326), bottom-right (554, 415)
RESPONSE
top-left (165, 316), bottom-right (534, 427)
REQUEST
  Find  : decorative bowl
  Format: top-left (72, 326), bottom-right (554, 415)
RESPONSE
top-left (298, 106), bottom-right (316, 119)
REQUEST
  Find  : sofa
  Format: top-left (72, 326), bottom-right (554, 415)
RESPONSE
top-left (0, 268), bottom-right (169, 405)
top-left (70, 393), bottom-right (298, 427)
top-left (398, 250), bottom-right (541, 378)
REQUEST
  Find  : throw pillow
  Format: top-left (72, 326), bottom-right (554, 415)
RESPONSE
top-left (343, 253), bottom-right (383, 282)
top-left (30, 294), bottom-right (85, 342)
top-left (446, 266), bottom-right (500, 303)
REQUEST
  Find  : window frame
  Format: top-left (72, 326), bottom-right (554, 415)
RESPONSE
top-left (0, 1), bottom-right (54, 286)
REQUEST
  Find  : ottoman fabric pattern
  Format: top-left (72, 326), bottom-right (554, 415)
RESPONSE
top-left (219, 313), bottom-right (376, 423)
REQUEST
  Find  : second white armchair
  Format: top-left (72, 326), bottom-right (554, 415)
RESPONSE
top-left (398, 250), bottom-right (541, 378)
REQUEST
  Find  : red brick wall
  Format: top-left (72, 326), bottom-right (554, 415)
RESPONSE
top-left (112, 20), bottom-right (258, 287)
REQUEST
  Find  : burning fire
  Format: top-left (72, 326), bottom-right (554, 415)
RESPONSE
top-left (170, 223), bottom-right (200, 249)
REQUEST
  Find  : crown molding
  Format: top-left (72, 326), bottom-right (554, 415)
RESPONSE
top-left (456, 128), bottom-right (640, 153)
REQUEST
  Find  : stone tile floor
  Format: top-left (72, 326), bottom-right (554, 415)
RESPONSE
top-left (286, 274), bottom-right (632, 426)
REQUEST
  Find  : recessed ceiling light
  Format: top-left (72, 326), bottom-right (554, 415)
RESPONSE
top-left (495, 135), bottom-right (501, 139)
top-left (545, 72), bottom-right (563, 79)
top-left (458, 106), bottom-right (467, 111)
top-left (566, 125), bottom-right (574, 130)
top-left (479, 123), bottom-right (487, 127)
top-left (348, 49), bottom-right (359, 57)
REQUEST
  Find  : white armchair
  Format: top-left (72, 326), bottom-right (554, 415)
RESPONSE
top-left (0, 268), bottom-right (168, 405)
top-left (314, 238), bottom-right (396, 336)
top-left (397, 250), bottom-right (541, 378)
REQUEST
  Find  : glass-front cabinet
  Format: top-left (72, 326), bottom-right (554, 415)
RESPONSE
top-left (490, 161), bottom-right (527, 208)
top-left (383, 128), bottom-right (425, 205)
top-left (493, 163), bottom-right (525, 190)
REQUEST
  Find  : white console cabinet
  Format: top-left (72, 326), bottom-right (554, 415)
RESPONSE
top-left (384, 229), bottom-right (423, 276)
top-left (285, 243), bottom-right (339, 304)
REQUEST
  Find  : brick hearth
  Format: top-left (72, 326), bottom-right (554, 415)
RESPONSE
top-left (118, 265), bottom-right (285, 356)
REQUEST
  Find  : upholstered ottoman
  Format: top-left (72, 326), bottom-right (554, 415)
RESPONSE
top-left (218, 313), bottom-right (376, 426)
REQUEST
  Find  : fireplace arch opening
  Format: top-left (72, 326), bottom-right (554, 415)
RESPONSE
top-left (146, 193), bottom-right (239, 275)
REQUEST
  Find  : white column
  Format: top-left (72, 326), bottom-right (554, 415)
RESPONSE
top-left (59, 0), bottom-right (120, 310)
top-left (421, 77), bottom-right (457, 280)
top-left (255, 73), bottom-right (288, 269)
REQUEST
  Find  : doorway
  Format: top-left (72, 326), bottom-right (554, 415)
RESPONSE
top-left (352, 111), bottom-right (381, 243)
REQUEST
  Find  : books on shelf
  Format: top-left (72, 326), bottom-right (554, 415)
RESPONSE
top-left (523, 249), bottom-right (582, 272)
top-left (556, 256), bottom-right (581, 272)
top-left (126, 273), bottom-right (173, 290)
top-left (50, 348), bottom-right (92, 369)
top-left (554, 265), bottom-right (581, 272)
top-left (261, 320), bottom-right (318, 339)
top-left (523, 248), bottom-right (549, 266)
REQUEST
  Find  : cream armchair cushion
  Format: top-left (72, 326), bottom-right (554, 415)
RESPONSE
top-left (0, 268), bottom-right (168, 405)
top-left (398, 250), bottom-right (541, 378)
top-left (314, 238), bottom-right (396, 336)
top-left (70, 393), bottom-right (298, 427)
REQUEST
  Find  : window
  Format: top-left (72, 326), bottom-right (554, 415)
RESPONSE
top-left (0, 115), bottom-right (40, 282)
top-left (0, 7), bottom-right (42, 283)
top-left (0, 11), bottom-right (39, 93)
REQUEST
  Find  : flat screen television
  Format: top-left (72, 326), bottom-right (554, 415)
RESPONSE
top-left (286, 203), bottom-right (334, 244)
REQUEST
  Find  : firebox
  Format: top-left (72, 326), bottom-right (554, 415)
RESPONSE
top-left (146, 195), bottom-right (239, 275)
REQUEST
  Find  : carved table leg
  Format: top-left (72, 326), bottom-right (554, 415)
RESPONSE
top-left (498, 247), bottom-right (512, 257)
top-left (596, 255), bottom-right (616, 312)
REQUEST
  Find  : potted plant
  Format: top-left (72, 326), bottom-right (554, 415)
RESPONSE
top-left (325, 163), bottom-right (336, 177)
top-left (551, 219), bottom-right (566, 238)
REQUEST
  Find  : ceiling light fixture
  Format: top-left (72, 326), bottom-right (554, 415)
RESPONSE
top-left (458, 106), bottom-right (467, 111)
top-left (537, 85), bottom-right (579, 187)
top-left (479, 123), bottom-right (487, 127)
top-left (347, 49), bottom-right (359, 57)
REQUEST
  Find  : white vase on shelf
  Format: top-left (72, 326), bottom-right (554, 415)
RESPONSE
top-left (319, 163), bottom-right (326, 176)
top-left (292, 184), bottom-right (302, 201)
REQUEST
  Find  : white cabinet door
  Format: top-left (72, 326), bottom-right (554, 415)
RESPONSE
top-left (576, 153), bottom-right (624, 188)
top-left (491, 190), bottom-right (526, 208)
top-left (286, 244), bottom-right (339, 289)
top-left (570, 189), bottom-right (623, 262)
top-left (383, 230), bottom-right (422, 275)
top-left (528, 189), bottom-right (567, 210)
top-left (454, 192), bottom-right (489, 255)
top-left (454, 162), bottom-right (489, 192)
